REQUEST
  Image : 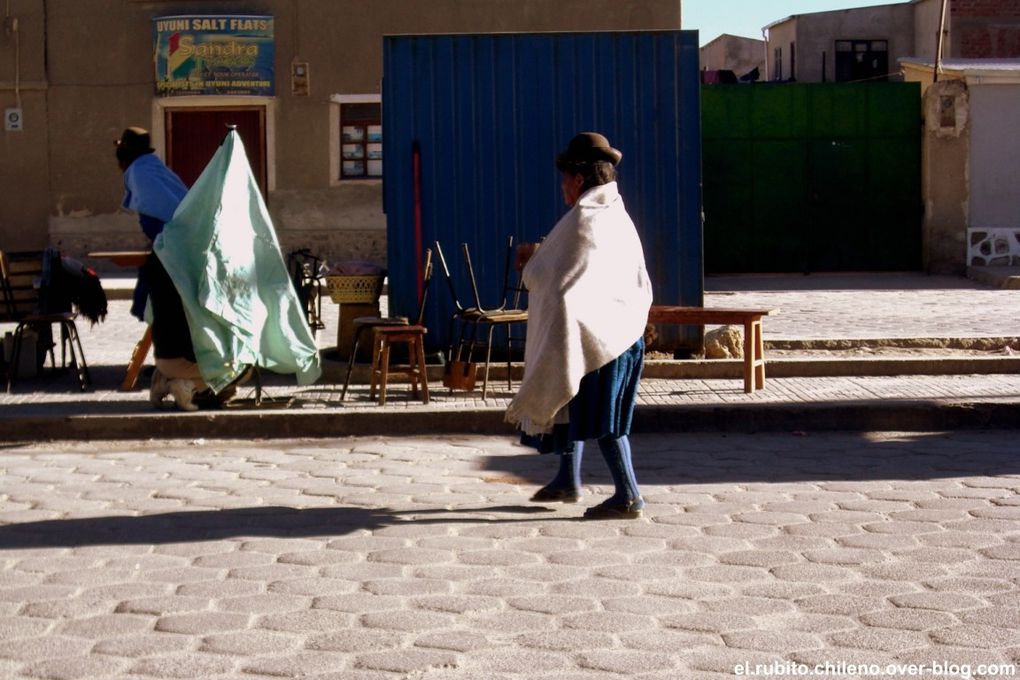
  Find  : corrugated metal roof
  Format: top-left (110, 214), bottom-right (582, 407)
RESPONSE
top-left (902, 57), bottom-right (1020, 72)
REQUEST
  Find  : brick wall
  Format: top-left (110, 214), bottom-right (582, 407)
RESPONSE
top-left (959, 26), bottom-right (1020, 56)
top-left (950, 0), bottom-right (1020, 17)
top-left (951, 0), bottom-right (1020, 57)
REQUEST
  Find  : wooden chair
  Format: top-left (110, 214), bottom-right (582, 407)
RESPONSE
top-left (434, 237), bottom-right (529, 400)
top-left (1, 250), bottom-right (90, 392)
top-left (342, 248), bottom-right (432, 402)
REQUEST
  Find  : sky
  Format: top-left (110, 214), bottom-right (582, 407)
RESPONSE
top-left (683, 0), bottom-right (913, 46)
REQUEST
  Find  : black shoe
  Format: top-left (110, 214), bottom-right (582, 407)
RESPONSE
top-left (582, 497), bottom-right (645, 520)
top-left (191, 388), bottom-right (223, 410)
top-left (203, 366), bottom-right (254, 408)
top-left (530, 485), bottom-right (581, 503)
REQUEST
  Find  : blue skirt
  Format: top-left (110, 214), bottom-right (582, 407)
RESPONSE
top-left (522, 337), bottom-right (644, 454)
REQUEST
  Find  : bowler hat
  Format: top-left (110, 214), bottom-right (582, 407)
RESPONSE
top-left (556, 132), bottom-right (622, 167)
top-left (115, 127), bottom-right (154, 154)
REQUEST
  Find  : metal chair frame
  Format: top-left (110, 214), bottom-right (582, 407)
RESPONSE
top-left (434, 237), bottom-right (528, 400)
top-left (287, 248), bottom-right (326, 332)
top-left (1, 250), bottom-right (90, 392)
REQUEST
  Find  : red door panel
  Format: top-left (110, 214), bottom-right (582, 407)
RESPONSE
top-left (166, 108), bottom-right (266, 196)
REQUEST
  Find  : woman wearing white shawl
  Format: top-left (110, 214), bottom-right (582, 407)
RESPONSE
top-left (506, 133), bottom-right (652, 519)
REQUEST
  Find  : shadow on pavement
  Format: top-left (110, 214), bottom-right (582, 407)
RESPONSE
top-left (0, 505), bottom-right (560, 550)
top-left (484, 430), bottom-right (1020, 487)
top-left (0, 431), bottom-right (1014, 549)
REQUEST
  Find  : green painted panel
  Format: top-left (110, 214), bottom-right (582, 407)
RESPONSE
top-left (868, 82), bottom-right (922, 136)
top-left (752, 86), bottom-right (809, 139)
top-left (702, 82), bottom-right (921, 273)
top-left (752, 140), bottom-right (807, 271)
top-left (701, 87), bottom-right (752, 139)
top-left (808, 85), bottom-right (869, 139)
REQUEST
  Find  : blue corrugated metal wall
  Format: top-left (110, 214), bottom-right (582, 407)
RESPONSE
top-left (383, 31), bottom-right (703, 353)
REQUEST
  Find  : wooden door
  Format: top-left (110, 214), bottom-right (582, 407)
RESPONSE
top-left (165, 107), bottom-right (266, 196)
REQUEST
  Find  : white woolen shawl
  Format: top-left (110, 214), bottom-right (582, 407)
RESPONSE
top-left (505, 182), bottom-right (652, 435)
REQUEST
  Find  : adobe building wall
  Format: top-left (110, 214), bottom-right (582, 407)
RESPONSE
top-left (921, 79), bottom-right (971, 274)
top-left (765, 20), bottom-right (797, 80)
top-left (700, 34), bottom-right (765, 80)
top-left (2, 0), bottom-right (682, 269)
top-left (0, 0), bottom-right (48, 252)
top-left (968, 82), bottom-right (1020, 228)
top-left (791, 4), bottom-right (916, 82)
top-left (914, 0), bottom-right (946, 62)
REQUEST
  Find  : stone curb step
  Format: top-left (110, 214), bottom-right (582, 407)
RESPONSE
top-left (968, 265), bottom-right (1020, 290)
top-left (320, 355), bottom-right (1020, 385)
top-left (1, 400), bottom-right (1017, 443)
top-left (766, 337), bottom-right (1020, 351)
top-left (647, 356), bottom-right (1020, 379)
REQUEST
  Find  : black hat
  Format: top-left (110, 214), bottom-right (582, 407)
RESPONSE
top-left (115, 127), bottom-right (154, 154)
top-left (556, 132), bottom-right (622, 167)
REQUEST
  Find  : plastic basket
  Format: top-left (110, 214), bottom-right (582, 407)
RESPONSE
top-left (325, 275), bottom-right (385, 304)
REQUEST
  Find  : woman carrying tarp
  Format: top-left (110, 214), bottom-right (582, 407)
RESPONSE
top-left (116, 127), bottom-right (204, 410)
top-left (506, 132), bottom-right (653, 520)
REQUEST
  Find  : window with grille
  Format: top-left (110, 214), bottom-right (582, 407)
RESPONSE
top-left (340, 102), bottom-right (382, 179)
top-left (835, 40), bottom-right (888, 82)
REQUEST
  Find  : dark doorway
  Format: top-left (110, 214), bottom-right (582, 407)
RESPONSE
top-left (164, 107), bottom-right (267, 195)
top-left (835, 40), bottom-right (889, 83)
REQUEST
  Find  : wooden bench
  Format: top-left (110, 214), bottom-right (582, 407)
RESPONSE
top-left (648, 306), bottom-right (777, 393)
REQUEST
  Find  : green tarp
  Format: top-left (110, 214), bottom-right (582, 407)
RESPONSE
top-left (154, 131), bottom-right (322, 392)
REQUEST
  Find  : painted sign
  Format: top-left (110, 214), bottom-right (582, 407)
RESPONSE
top-left (154, 16), bottom-right (275, 96)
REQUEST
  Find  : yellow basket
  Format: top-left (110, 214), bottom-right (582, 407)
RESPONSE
top-left (325, 274), bottom-right (385, 303)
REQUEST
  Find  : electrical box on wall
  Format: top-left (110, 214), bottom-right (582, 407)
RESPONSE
top-left (291, 62), bottom-right (309, 96)
top-left (4, 108), bottom-right (23, 132)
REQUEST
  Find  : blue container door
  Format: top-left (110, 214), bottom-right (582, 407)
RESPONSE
top-left (384, 30), bottom-right (703, 354)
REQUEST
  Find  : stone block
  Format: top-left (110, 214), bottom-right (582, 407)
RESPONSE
top-left (577, 649), bottom-right (676, 674)
top-left (21, 655), bottom-right (127, 680)
top-left (859, 608), bottom-right (956, 631)
top-left (722, 630), bottom-right (823, 652)
top-left (889, 592), bottom-right (985, 611)
top-left (155, 611), bottom-right (250, 634)
top-left (200, 630), bottom-right (301, 656)
top-left (353, 649), bottom-right (459, 674)
top-left (930, 624), bottom-right (1020, 648)
top-left (411, 595), bottom-right (501, 615)
top-left (662, 612), bottom-right (756, 634)
top-left (704, 326), bottom-right (743, 359)
top-left (360, 609), bottom-right (455, 633)
top-left (828, 628), bottom-right (934, 652)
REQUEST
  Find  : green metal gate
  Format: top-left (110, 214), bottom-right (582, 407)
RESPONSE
top-left (702, 83), bottom-right (922, 273)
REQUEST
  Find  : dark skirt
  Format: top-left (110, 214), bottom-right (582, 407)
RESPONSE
top-left (142, 252), bottom-right (197, 363)
top-left (522, 337), bottom-right (644, 454)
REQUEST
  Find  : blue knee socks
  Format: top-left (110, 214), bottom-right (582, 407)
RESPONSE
top-left (597, 435), bottom-right (642, 504)
top-left (549, 441), bottom-right (583, 492)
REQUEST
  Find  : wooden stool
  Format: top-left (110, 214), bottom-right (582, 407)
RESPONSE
top-left (369, 325), bottom-right (429, 405)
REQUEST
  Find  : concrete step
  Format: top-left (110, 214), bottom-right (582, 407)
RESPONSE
top-left (319, 355), bottom-right (1020, 385)
top-left (2, 392), bottom-right (1016, 442)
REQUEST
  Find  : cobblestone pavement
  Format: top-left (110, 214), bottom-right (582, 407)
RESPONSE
top-left (704, 274), bottom-right (1020, 340)
top-left (0, 432), bottom-right (1018, 679)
